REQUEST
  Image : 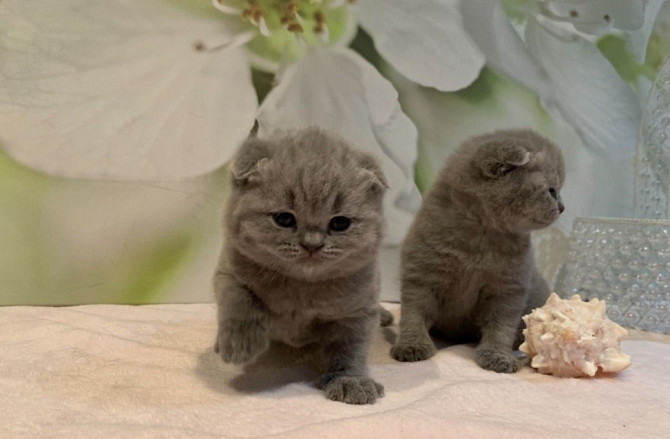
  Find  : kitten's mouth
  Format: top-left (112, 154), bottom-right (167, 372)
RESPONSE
top-left (532, 215), bottom-right (559, 228)
top-left (299, 252), bottom-right (323, 263)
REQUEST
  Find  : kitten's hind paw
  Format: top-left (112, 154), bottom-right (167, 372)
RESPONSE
top-left (390, 342), bottom-right (436, 362)
top-left (317, 374), bottom-right (384, 405)
top-left (379, 308), bottom-right (394, 327)
top-left (475, 347), bottom-right (522, 373)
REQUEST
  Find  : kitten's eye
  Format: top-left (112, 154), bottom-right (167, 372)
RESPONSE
top-left (272, 212), bottom-right (297, 228)
top-left (548, 188), bottom-right (558, 200)
top-left (329, 216), bottom-right (351, 232)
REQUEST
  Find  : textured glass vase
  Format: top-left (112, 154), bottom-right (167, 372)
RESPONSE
top-left (559, 56), bottom-right (670, 334)
top-left (555, 217), bottom-right (670, 334)
top-left (634, 56), bottom-right (670, 219)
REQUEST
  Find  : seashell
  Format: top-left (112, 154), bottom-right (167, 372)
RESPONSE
top-left (519, 293), bottom-right (631, 377)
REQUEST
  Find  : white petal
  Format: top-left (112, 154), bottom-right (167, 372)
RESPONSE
top-left (385, 66), bottom-right (555, 187)
top-left (39, 175), bottom-right (224, 304)
top-left (548, 114), bottom-right (635, 231)
top-left (542, 0), bottom-right (645, 34)
top-left (526, 18), bottom-right (641, 158)
top-left (355, 0), bottom-right (485, 91)
top-left (211, 0), bottom-right (242, 15)
top-left (459, 0), bottom-right (550, 96)
top-left (0, 0), bottom-right (257, 180)
top-left (257, 16), bottom-right (271, 37)
top-left (257, 47), bottom-right (421, 245)
top-left (626, 0), bottom-right (666, 63)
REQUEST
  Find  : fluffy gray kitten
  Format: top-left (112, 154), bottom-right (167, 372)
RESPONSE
top-left (391, 130), bottom-right (565, 373)
top-left (214, 127), bottom-right (388, 404)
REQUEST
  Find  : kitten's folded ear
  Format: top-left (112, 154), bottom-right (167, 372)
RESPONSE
top-left (231, 136), bottom-right (272, 186)
top-left (358, 153), bottom-right (389, 191)
top-left (475, 139), bottom-right (531, 179)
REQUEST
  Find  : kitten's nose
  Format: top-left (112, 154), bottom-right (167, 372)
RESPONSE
top-left (301, 242), bottom-right (324, 253)
top-left (300, 231), bottom-right (325, 253)
top-left (558, 202), bottom-right (565, 213)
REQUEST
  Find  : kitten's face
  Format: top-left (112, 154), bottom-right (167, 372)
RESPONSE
top-left (461, 131), bottom-right (566, 233)
top-left (226, 129), bottom-right (386, 280)
top-left (493, 159), bottom-right (564, 232)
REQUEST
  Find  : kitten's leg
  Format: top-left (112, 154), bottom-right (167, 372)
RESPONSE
top-left (474, 289), bottom-right (526, 373)
top-left (390, 289), bottom-right (436, 362)
top-left (317, 315), bottom-right (384, 405)
top-left (214, 270), bottom-right (270, 364)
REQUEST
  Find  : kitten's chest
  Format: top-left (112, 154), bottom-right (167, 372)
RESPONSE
top-left (462, 233), bottom-right (531, 270)
top-left (257, 279), bottom-right (372, 317)
top-left (445, 237), bottom-right (534, 297)
top-left (259, 280), bottom-right (374, 347)
top-left (268, 311), bottom-right (333, 347)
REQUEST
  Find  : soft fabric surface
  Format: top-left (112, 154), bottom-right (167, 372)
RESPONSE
top-left (2, 303), bottom-right (669, 438)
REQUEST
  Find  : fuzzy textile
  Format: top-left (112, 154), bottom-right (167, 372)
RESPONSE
top-left (1, 303), bottom-right (669, 438)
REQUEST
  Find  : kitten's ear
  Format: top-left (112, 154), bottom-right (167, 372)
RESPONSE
top-left (475, 140), bottom-right (531, 179)
top-left (358, 154), bottom-right (389, 191)
top-left (231, 137), bottom-right (271, 186)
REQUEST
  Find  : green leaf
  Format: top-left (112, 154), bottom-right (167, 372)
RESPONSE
top-left (0, 149), bottom-right (51, 305)
top-left (645, 12), bottom-right (670, 73)
top-left (116, 232), bottom-right (198, 305)
top-left (597, 35), bottom-right (655, 83)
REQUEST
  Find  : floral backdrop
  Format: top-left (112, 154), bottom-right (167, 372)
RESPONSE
top-left (1, 0), bottom-right (669, 305)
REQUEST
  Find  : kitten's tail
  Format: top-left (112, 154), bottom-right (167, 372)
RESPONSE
top-left (379, 307), bottom-right (394, 327)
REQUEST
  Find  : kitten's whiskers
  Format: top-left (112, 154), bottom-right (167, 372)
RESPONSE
top-left (277, 243), bottom-right (302, 259)
top-left (321, 245), bottom-right (343, 260)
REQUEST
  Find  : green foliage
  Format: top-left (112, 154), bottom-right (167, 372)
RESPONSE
top-left (597, 35), bottom-right (655, 83)
top-left (116, 232), bottom-right (197, 305)
top-left (0, 149), bottom-right (51, 305)
top-left (646, 15), bottom-right (670, 73)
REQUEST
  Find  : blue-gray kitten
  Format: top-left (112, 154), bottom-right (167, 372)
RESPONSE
top-left (214, 127), bottom-right (388, 404)
top-left (391, 130), bottom-right (565, 373)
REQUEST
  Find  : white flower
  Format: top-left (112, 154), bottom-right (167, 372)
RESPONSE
top-left (458, 0), bottom-right (666, 158)
top-left (0, 0), bottom-right (258, 180)
top-left (354, 0), bottom-right (485, 91)
top-left (256, 47), bottom-right (421, 240)
top-left (391, 1), bottom-right (670, 238)
top-left (392, 67), bottom-right (637, 233)
top-left (0, 0), bottom-right (486, 246)
top-left (538, 0), bottom-right (647, 35)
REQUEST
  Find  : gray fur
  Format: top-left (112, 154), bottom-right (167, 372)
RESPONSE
top-left (214, 127), bottom-right (387, 404)
top-left (391, 130), bottom-right (565, 373)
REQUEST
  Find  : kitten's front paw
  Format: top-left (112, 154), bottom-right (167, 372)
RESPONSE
top-left (317, 374), bottom-right (384, 405)
top-left (214, 324), bottom-right (269, 365)
top-left (475, 347), bottom-right (522, 373)
top-left (390, 342), bottom-right (436, 362)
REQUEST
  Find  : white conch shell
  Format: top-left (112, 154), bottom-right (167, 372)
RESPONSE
top-left (519, 293), bottom-right (631, 377)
